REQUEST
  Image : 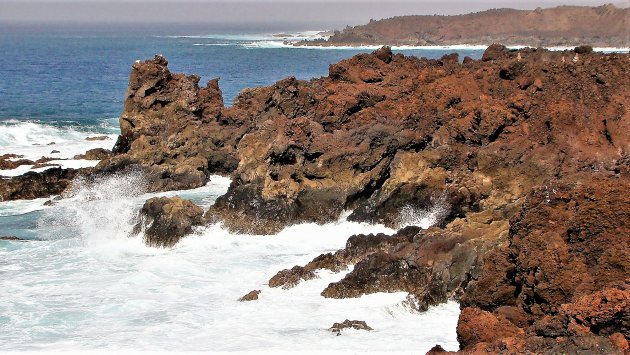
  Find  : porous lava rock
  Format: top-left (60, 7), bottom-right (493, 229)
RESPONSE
top-left (435, 178), bottom-right (630, 353)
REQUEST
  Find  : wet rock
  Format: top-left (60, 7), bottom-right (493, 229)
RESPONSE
top-left (133, 196), bottom-right (204, 248)
top-left (268, 266), bottom-right (316, 289)
top-left (0, 168), bottom-right (82, 201)
top-left (238, 290), bottom-right (261, 302)
top-left (74, 148), bottom-right (112, 160)
top-left (0, 158), bottom-right (35, 170)
top-left (329, 319), bottom-right (373, 335)
top-left (85, 135), bottom-right (111, 141)
top-left (50, 150), bottom-right (60, 154)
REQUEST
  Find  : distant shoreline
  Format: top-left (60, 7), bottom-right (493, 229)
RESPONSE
top-left (295, 4), bottom-right (630, 49)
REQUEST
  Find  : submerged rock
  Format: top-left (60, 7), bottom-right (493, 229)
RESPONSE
top-left (329, 319), bottom-right (373, 335)
top-left (133, 196), bottom-right (204, 248)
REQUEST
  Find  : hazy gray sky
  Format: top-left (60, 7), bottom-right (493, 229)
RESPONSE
top-left (0, 0), bottom-right (622, 28)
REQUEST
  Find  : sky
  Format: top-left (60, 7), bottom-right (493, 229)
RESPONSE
top-left (0, 0), bottom-right (624, 28)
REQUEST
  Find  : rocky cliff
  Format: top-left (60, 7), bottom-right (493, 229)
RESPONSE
top-left (85, 45), bottom-right (630, 352)
top-left (297, 5), bottom-right (630, 48)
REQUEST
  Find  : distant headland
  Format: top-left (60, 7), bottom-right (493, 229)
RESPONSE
top-left (295, 4), bottom-right (630, 48)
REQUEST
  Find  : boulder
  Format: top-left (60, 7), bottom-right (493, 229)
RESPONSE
top-left (133, 196), bottom-right (204, 247)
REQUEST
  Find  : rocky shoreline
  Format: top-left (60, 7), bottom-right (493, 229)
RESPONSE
top-left (1, 44), bottom-right (628, 352)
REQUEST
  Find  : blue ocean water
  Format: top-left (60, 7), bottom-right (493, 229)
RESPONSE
top-left (0, 23), bottom-right (480, 351)
top-left (0, 23), bottom-right (484, 129)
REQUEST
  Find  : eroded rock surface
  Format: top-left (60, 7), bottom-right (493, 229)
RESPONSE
top-left (442, 178), bottom-right (630, 353)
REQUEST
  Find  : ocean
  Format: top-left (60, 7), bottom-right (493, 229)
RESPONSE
top-left (0, 23), bottom-right (484, 352)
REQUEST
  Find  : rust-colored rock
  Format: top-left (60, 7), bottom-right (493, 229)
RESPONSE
top-left (448, 178), bottom-right (630, 353)
top-left (457, 307), bottom-right (524, 348)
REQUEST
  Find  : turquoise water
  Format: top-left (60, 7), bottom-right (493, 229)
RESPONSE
top-left (0, 23), bottom-right (474, 351)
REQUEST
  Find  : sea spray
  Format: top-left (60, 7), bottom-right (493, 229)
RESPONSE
top-left (37, 171), bottom-right (148, 245)
top-left (398, 195), bottom-right (450, 229)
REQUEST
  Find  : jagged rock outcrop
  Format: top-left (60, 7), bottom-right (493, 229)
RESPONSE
top-left (97, 55), bottom-right (243, 192)
top-left (203, 46), bottom-right (628, 234)
top-left (132, 196), bottom-right (204, 247)
top-left (99, 47), bottom-right (629, 235)
top-left (297, 4), bottom-right (630, 48)
top-left (0, 168), bottom-right (82, 201)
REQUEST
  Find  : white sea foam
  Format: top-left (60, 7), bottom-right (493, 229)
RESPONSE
top-left (0, 174), bottom-right (460, 352)
top-left (0, 197), bottom-right (52, 217)
top-left (0, 119), bottom-right (119, 176)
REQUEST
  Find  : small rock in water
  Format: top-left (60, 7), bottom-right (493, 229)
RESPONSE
top-left (43, 196), bottom-right (62, 206)
top-left (50, 150), bottom-right (60, 154)
top-left (0, 236), bottom-right (26, 241)
top-left (85, 135), bottom-right (111, 141)
top-left (47, 142), bottom-right (56, 145)
top-left (268, 266), bottom-right (316, 289)
top-left (133, 196), bottom-right (204, 248)
top-left (329, 320), bottom-right (373, 335)
top-left (238, 290), bottom-right (261, 302)
top-left (74, 148), bottom-right (112, 160)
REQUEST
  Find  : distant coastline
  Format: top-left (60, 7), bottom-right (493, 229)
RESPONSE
top-left (294, 4), bottom-right (630, 48)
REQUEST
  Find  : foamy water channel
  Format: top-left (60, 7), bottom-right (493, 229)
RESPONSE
top-left (0, 170), bottom-right (460, 352)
